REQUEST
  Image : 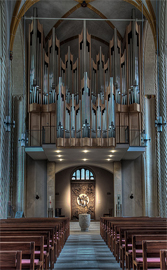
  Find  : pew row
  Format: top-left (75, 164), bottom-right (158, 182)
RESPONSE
top-left (0, 251), bottom-right (22, 270)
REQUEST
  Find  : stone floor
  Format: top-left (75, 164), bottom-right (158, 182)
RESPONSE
top-left (54, 222), bottom-right (121, 269)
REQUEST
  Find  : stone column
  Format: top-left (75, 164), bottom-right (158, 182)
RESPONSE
top-left (145, 96), bottom-right (157, 216)
top-left (114, 162), bottom-right (122, 216)
top-left (159, 0), bottom-right (167, 217)
top-left (47, 161), bottom-right (56, 217)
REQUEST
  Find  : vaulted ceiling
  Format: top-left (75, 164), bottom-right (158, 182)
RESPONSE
top-left (10, 0), bottom-right (157, 55)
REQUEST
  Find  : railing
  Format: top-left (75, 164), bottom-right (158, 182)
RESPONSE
top-left (25, 126), bottom-right (144, 147)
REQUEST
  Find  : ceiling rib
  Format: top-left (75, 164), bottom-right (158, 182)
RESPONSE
top-left (45, 3), bottom-right (81, 43)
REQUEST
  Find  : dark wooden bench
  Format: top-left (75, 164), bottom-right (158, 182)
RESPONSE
top-left (0, 230), bottom-right (50, 269)
top-left (0, 251), bottom-right (22, 270)
top-left (113, 223), bottom-right (166, 262)
top-left (119, 228), bottom-right (167, 269)
top-left (124, 233), bottom-right (167, 270)
top-left (160, 249), bottom-right (167, 270)
top-left (1, 217), bottom-right (69, 257)
top-left (133, 240), bottom-right (167, 270)
top-left (0, 242), bottom-right (35, 270)
top-left (0, 236), bottom-right (44, 270)
top-left (0, 225), bottom-right (55, 269)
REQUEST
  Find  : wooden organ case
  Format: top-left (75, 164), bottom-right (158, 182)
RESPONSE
top-left (28, 8), bottom-right (142, 148)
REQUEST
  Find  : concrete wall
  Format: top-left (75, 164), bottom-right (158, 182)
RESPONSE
top-left (26, 157), bottom-right (143, 219)
top-left (122, 157), bottom-right (143, 216)
top-left (55, 165), bottom-right (114, 220)
top-left (26, 156), bottom-right (47, 217)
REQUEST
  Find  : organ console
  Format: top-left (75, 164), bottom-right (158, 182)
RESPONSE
top-left (28, 8), bottom-right (141, 147)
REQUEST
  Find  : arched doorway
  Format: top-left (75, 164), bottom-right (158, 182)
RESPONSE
top-left (71, 167), bottom-right (95, 220)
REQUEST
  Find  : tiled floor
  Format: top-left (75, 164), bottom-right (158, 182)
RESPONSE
top-left (54, 222), bottom-right (121, 269)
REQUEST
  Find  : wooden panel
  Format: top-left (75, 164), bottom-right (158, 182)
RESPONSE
top-left (129, 113), bottom-right (140, 146)
top-left (29, 103), bottom-right (40, 112)
top-left (129, 103), bottom-right (140, 112)
top-left (41, 113), bottom-right (50, 144)
top-left (120, 113), bottom-right (129, 143)
top-left (71, 181), bottom-right (95, 220)
top-left (30, 113), bottom-right (40, 146)
top-left (115, 113), bottom-right (120, 143)
top-left (51, 113), bottom-right (56, 144)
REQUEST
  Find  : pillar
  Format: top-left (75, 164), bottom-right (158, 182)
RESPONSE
top-left (47, 161), bottom-right (56, 217)
top-left (114, 161), bottom-right (122, 216)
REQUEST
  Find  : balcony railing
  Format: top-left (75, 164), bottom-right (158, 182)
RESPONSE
top-left (25, 125), bottom-right (144, 148)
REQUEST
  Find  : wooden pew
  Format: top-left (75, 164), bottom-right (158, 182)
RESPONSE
top-left (100, 217), bottom-right (165, 244)
top-left (133, 240), bottom-right (167, 270)
top-left (0, 230), bottom-right (50, 269)
top-left (0, 217), bottom-right (69, 257)
top-left (113, 223), bottom-right (166, 262)
top-left (124, 233), bottom-right (167, 270)
top-left (101, 217), bottom-right (166, 251)
top-left (119, 228), bottom-right (167, 269)
top-left (0, 236), bottom-right (44, 270)
top-left (160, 249), bottom-right (167, 270)
top-left (0, 251), bottom-right (22, 270)
top-left (0, 225), bottom-right (55, 269)
top-left (0, 242), bottom-right (35, 270)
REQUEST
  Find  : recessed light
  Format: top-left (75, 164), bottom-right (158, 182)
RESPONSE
top-left (109, 155), bottom-right (113, 158)
top-left (56, 150), bottom-right (61, 153)
top-left (59, 159), bottom-right (62, 161)
top-left (58, 155), bottom-right (61, 158)
top-left (83, 159), bottom-right (87, 161)
top-left (111, 150), bottom-right (115, 153)
top-left (107, 159), bottom-right (111, 161)
top-left (83, 150), bottom-right (88, 153)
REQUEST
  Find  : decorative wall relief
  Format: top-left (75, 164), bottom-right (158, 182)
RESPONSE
top-left (77, 194), bottom-right (89, 207)
top-left (71, 182), bottom-right (95, 220)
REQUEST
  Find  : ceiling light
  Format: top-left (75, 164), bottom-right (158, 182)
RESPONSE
top-left (107, 159), bottom-right (111, 161)
top-left (83, 159), bottom-right (87, 161)
top-left (83, 150), bottom-right (88, 153)
top-left (109, 155), bottom-right (113, 158)
top-left (59, 159), bottom-right (62, 161)
top-left (111, 150), bottom-right (115, 153)
top-left (58, 155), bottom-right (61, 158)
top-left (56, 150), bottom-right (61, 153)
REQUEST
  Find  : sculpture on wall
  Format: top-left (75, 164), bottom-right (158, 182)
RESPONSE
top-left (77, 194), bottom-right (89, 207)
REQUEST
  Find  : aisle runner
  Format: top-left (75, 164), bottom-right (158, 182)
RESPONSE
top-left (54, 233), bottom-right (121, 269)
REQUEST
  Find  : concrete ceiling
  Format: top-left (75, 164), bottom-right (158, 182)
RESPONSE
top-left (25, 144), bottom-right (145, 164)
top-left (24, 0), bottom-right (146, 61)
top-left (25, 0), bottom-right (144, 37)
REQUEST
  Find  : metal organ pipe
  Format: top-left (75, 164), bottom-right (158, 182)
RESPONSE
top-left (28, 14), bottom-right (142, 143)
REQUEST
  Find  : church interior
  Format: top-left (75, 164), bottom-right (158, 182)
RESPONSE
top-left (0, 0), bottom-right (167, 269)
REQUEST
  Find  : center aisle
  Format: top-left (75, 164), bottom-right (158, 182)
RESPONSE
top-left (54, 222), bottom-right (121, 270)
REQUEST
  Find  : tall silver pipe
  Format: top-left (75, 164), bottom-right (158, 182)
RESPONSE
top-left (114, 28), bottom-right (117, 88)
top-left (132, 9), bottom-right (137, 86)
top-left (83, 20), bottom-right (87, 74)
top-left (52, 28), bottom-right (56, 89)
top-left (32, 8), bottom-right (37, 85)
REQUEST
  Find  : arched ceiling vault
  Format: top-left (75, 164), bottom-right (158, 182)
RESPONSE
top-left (10, 0), bottom-right (157, 52)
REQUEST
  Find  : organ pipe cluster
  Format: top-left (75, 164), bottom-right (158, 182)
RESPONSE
top-left (28, 8), bottom-right (140, 140)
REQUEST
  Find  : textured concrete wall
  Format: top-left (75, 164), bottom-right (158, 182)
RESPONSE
top-left (144, 23), bottom-right (156, 95)
top-left (122, 157), bottom-right (143, 216)
top-left (12, 21), bottom-right (24, 95)
top-left (26, 156), bottom-right (47, 217)
top-left (55, 165), bottom-right (114, 220)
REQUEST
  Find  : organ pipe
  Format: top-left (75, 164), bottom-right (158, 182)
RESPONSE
top-left (28, 9), bottom-right (141, 142)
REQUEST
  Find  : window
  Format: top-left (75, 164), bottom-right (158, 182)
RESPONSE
top-left (71, 168), bottom-right (94, 180)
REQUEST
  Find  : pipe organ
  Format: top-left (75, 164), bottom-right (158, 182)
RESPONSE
top-left (28, 8), bottom-right (142, 147)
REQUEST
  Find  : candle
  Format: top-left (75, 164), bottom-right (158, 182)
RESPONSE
top-left (49, 196), bottom-right (51, 208)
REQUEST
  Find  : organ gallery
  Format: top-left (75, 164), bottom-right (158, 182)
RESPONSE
top-left (28, 8), bottom-right (141, 148)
